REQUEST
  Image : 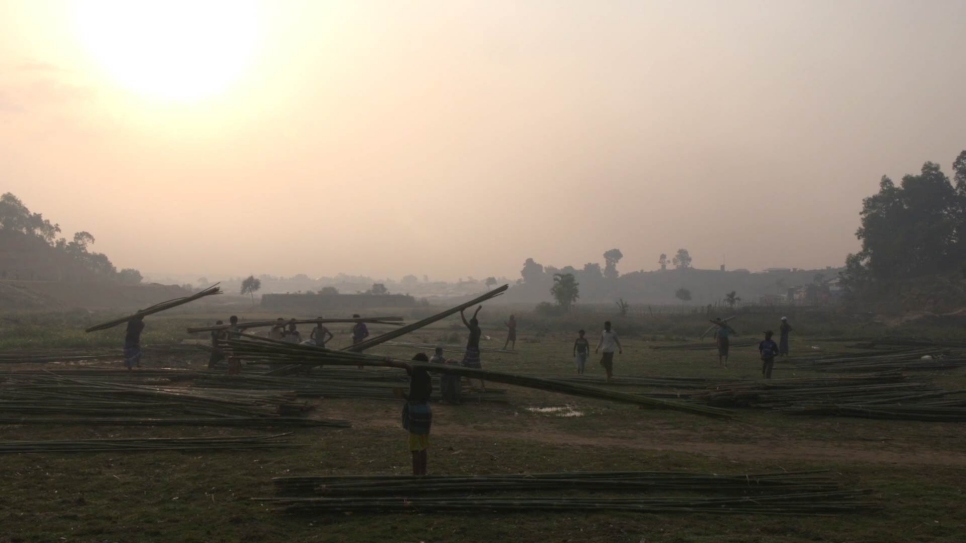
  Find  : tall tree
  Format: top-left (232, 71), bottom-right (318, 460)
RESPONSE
top-left (240, 275), bottom-right (261, 306)
top-left (521, 258), bottom-right (545, 284)
top-left (603, 249), bottom-right (623, 280)
top-left (672, 249), bottom-right (692, 270)
top-left (550, 273), bottom-right (580, 310)
top-left (724, 291), bottom-right (741, 309)
top-left (842, 156), bottom-right (965, 291)
top-left (658, 253), bottom-right (668, 271)
top-left (484, 276), bottom-right (497, 289)
top-left (582, 262), bottom-right (603, 279)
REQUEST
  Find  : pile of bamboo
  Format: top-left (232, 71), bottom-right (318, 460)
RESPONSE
top-left (0, 434), bottom-right (296, 454)
top-left (789, 350), bottom-right (966, 373)
top-left (0, 344), bottom-right (208, 365)
top-left (264, 471), bottom-right (873, 515)
top-left (0, 373), bottom-right (348, 428)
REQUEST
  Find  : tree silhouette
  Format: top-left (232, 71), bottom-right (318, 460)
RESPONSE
top-left (485, 277), bottom-right (497, 289)
top-left (672, 249), bottom-right (692, 270)
top-left (675, 287), bottom-right (692, 302)
top-left (603, 249), bottom-right (623, 279)
top-left (724, 290), bottom-right (741, 308)
top-left (550, 273), bottom-right (580, 310)
top-left (319, 286), bottom-right (339, 295)
top-left (370, 283), bottom-right (388, 295)
top-left (240, 275), bottom-right (261, 306)
top-left (521, 258), bottom-right (544, 284)
top-left (616, 298), bottom-right (630, 316)
top-left (658, 253), bottom-right (668, 271)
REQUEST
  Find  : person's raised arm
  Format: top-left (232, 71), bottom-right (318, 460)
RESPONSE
top-left (473, 306), bottom-right (482, 320)
top-left (460, 308), bottom-right (470, 328)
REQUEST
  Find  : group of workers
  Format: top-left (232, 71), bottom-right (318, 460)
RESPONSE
top-left (712, 316), bottom-right (793, 379)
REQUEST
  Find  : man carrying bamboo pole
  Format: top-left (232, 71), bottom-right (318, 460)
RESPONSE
top-left (595, 321), bottom-right (622, 382)
top-left (460, 306), bottom-right (485, 390)
top-left (123, 314), bottom-right (145, 371)
top-left (400, 353), bottom-right (433, 476)
top-left (712, 318), bottom-right (736, 368)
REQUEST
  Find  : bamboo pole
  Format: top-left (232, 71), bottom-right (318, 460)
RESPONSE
top-left (86, 284), bottom-right (222, 332)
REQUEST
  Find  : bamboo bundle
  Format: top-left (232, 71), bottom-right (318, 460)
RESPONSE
top-left (0, 416), bottom-right (348, 428)
top-left (0, 434), bottom-right (297, 454)
top-left (789, 350), bottom-right (966, 373)
top-left (224, 336), bottom-right (732, 418)
top-left (785, 405), bottom-right (966, 422)
top-left (383, 341), bottom-right (517, 355)
top-left (187, 316), bottom-right (404, 334)
top-left (85, 284), bottom-right (222, 332)
top-left (262, 470), bottom-right (873, 515)
top-left (0, 373), bottom-right (331, 426)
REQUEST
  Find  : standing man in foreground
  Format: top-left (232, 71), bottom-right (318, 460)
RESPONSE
top-left (124, 314), bottom-right (145, 371)
top-left (310, 318), bottom-right (333, 348)
top-left (595, 321), bottom-right (622, 382)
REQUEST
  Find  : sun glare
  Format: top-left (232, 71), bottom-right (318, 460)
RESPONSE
top-left (71, 0), bottom-right (260, 101)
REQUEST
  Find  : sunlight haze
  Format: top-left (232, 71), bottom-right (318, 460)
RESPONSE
top-left (2, 0), bottom-right (965, 281)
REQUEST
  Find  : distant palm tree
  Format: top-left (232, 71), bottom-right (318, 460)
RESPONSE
top-left (724, 290), bottom-right (741, 309)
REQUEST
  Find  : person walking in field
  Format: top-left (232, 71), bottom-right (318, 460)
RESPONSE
top-left (759, 330), bottom-right (779, 379)
top-left (503, 314), bottom-right (517, 351)
top-left (123, 314), bottom-right (145, 371)
top-left (573, 329), bottom-right (590, 375)
top-left (310, 318), bottom-right (333, 348)
top-left (208, 320), bottom-right (226, 369)
top-left (352, 314), bottom-right (370, 368)
top-left (399, 353), bottom-right (433, 476)
top-left (595, 321), bottom-right (622, 381)
top-left (712, 318), bottom-right (736, 368)
top-left (460, 305), bottom-right (485, 390)
top-left (779, 317), bottom-right (793, 357)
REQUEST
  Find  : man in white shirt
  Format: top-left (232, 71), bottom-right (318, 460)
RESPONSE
top-left (595, 320), bottom-right (622, 381)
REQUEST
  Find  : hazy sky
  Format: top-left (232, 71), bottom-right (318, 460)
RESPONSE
top-left (2, 0), bottom-right (965, 281)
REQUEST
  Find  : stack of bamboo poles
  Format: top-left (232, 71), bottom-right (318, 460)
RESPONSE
top-left (688, 373), bottom-right (966, 421)
top-left (0, 434), bottom-right (297, 454)
top-left (224, 336), bottom-right (732, 418)
top-left (789, 350), bottom-right (966, 373)
top-left (85, 284), bottom-right (222, 333)
top-left (0, 344), bottom-right (208, 365)
top-left (0, 374), bottom-right (348, 428)
top-left (264, 471), bottom-right (873, 515)
top-left (186, 316), bottom-right (405, 334)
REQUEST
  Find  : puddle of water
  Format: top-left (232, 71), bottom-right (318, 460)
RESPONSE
top-left (524, 406), bottom-right (585, 417)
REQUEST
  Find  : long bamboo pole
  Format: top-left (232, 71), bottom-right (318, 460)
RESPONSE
top-left (86, 284), bottom-right (222, 332)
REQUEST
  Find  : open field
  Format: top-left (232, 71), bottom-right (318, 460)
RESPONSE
top-left (2, 309), bottom-right (966, 542)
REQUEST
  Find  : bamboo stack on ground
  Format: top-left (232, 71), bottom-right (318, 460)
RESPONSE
top-left (225, 335), bottom-right (732, 418)
top-left (0, 434), bottom-right (297, 454)
top-left (264, 470), bottom-right (873, 515)
top-left (85, 284), bottom-right (222, 332)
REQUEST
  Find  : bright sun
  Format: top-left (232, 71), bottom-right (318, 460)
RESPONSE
top-left (72, 0), bottom-right (260, 101)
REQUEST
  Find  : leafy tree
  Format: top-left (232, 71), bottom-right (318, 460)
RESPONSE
top-left (117, 268), bottom-right (143, 284)
top-left (370, 283), bottom-right (388, 295)
top-left (240, 275), bottom-right (261, 306)
top-left (675, 287), bottom-right (692, 302)
top-left (550, 273), bottom-right (579, 310)
top-left (319, 286), bottom-right (339, 295)
top-left (603, 248), bottom-right (623, 280)
top-left (484, 276), bottom-right (497, 289)
top-left (672, 249), bottom-right (692, 270)
top-left (0, 193), bottom-right (61, 243)
top-left (616, 298), bottom-right (630, 316)
top-left (521, 258), bottom-right (544, 284)
top-left (658, 253), bottom-right (668, 271)
top-left (724, 290), bottom-right (741, 308)
top-left (842, 156), bottom-right (966, 292)
top-left (401, 274), bottom-right (419, 286)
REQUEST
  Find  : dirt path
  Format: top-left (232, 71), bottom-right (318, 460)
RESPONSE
top-left (322, 404), bottom-right (966, 468)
